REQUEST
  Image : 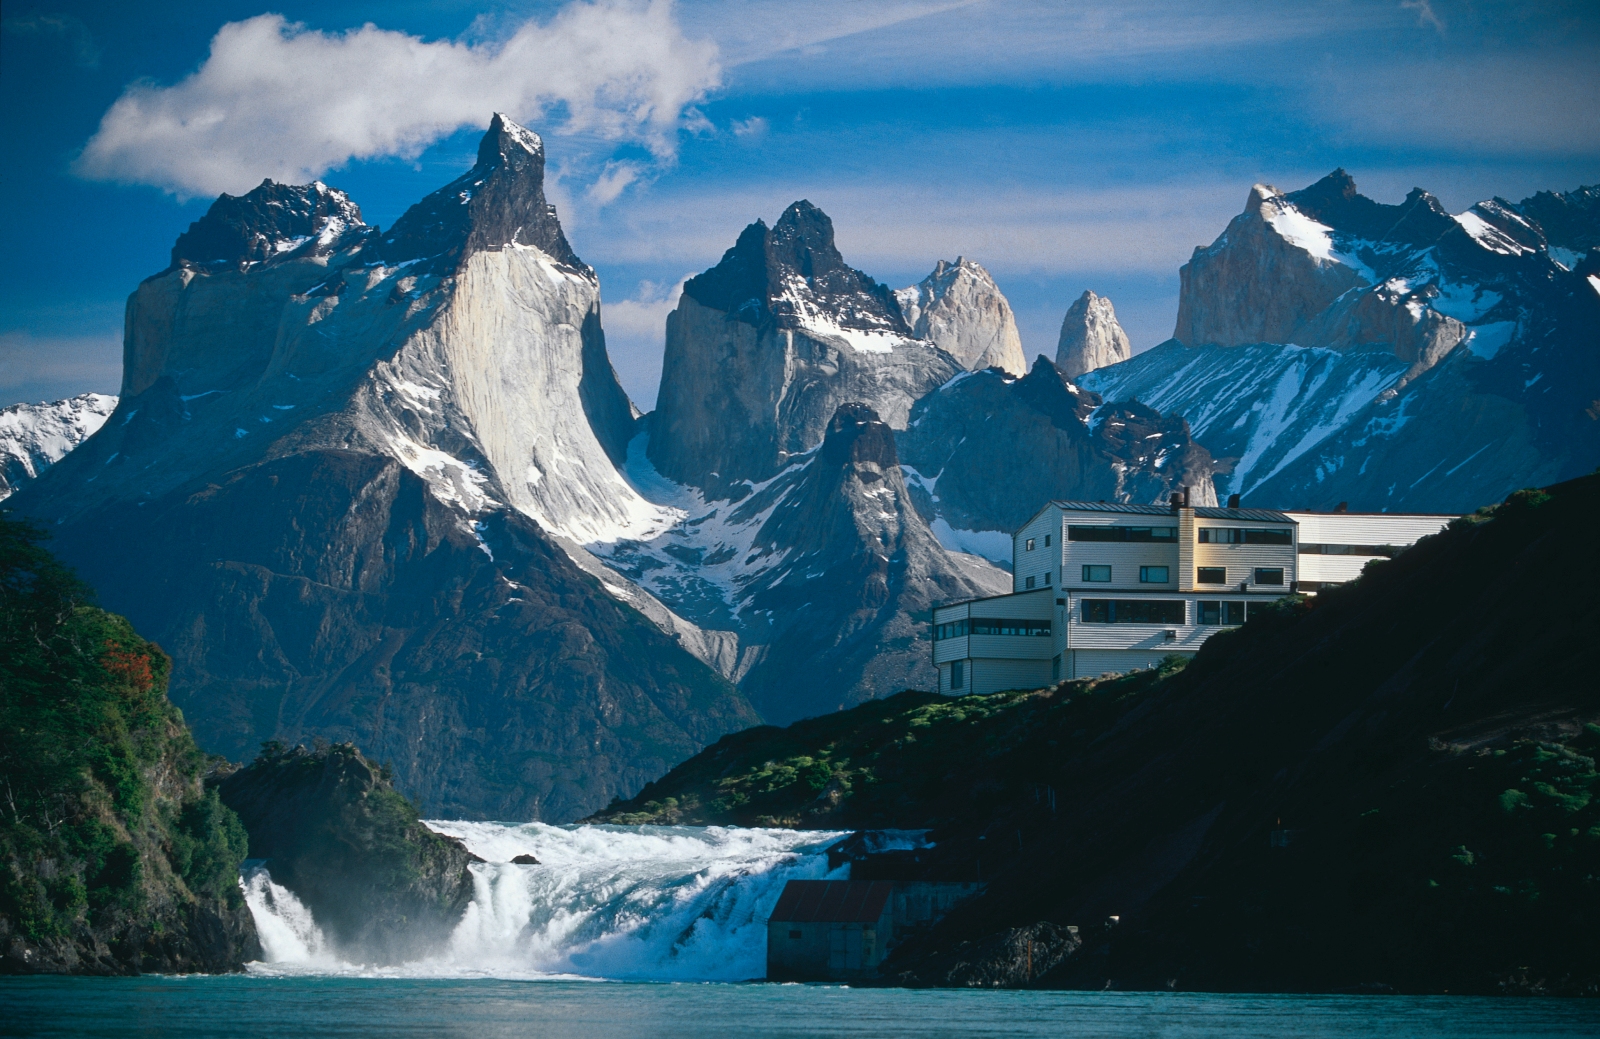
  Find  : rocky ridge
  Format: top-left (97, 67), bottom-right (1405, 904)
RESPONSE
top-left (896, 258), bottom-right (1027, 376)
top-left (0, 393), bottom-right (117, 500)
top-left (1085, 171), bottom-right (1600, 511)
top-left (1055, 290), bottom-right (1130, 380)
top-left (10, 115), bottom-right (757, 822)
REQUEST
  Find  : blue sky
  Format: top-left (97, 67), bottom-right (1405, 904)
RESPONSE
top-left (2, 0), bottom-right (1596, 408)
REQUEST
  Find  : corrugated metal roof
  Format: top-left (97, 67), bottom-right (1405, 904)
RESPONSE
top-left (769, 881), bottom-right (894, 924)
top-left (1048, 500), bottom-right (1291, 523)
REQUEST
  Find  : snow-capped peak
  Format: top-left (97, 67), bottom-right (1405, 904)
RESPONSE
top-left (0, 392), bottom-right (118, 500)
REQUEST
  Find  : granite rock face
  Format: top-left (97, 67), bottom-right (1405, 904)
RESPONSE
top-left (648, 202), bottom-right (961, 500)
top-left (898, 356), bottom-right (1217, 547)
top-left (11, 115), bottom-right (756, 821)
top-left (0, 393), bottom-right (117, 500)
top-left (896, 258), bottom-right (1027, 377)
top-left (1055, 290), bottom-right (1130, 380)
top-left (1085, 171), bottom-right (1600, 511)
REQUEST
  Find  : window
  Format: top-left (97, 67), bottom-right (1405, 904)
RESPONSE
top-left (1082, 565), bottom-right (1111, 582)
top-left (1044, 534), bottom-right (1052, 547)
top-left (1079, 599), bottom-right (1185, 624)
top-left (970, 618), bottom-right (1051, 636)
top-left (1068, 526), bottom-right (1177, 543)
top-left (950, 661), bottom-right (964, 689)
top-left (1197, 567), bottom-right (1226, 584)
top-left (933, 619), bottom-right (968, 640)
top-left (789, 930), bottom-right (803, 939)
top-left (1198, 527), bottom-right (1292, 545)
top-left (1025, 538), bottom-right (1035, 551)
top-left (1254, 568), bottom-right (1285, 586)
top-left (1298, 543), bottom-right (1401, 557)
top-left (1026, 575), bottom-right (1036, 589)
top-left (1139, 566), bottom-right (1169, 584)
top-left (1198, 601), bottom-right (1247, 625)
top-left (1043, 571), bottom-right (1052, 586)
top-left (1051, 654), bottom-right (1061, 681)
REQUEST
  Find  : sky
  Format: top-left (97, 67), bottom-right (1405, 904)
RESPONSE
top-left (1, 0), bottom-right (1596, 409)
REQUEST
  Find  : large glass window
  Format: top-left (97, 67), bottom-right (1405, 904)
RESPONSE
top-left (1079, 599), bottom-right (1185, 624)
top-left (1254, 568), bottom-right (1285, 586)
top-left (933, 619), bottom-right (969, 640)
top-left (970, 618), bottom-right (1051, 636)
top-left (1082, 565), bottom-right (1111, 582)
top-left (1139, 566), bottom-right (1169, 583)
top-left (1298, 543), bottom-right (1401, 557)
top-left (1199, 527), bottom-right (1292, 545)
top-left (1197, 567), bottom-right (1226, 584)
top-left (1199, 601), bottom-right (1248, 625)
top-left (1069, 526), bottom-right (1177, 542)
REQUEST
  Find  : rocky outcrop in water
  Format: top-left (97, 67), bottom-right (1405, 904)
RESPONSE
top-left (0, 393), bottom-right (117, 500)
top-left (1055, 290), bottom-right (1130, 380)
top-left (216, 742), bottom-right (476, 964)
top-left (9, 114), bottom-right (757, 822)
top-left (1085, 171), bottom-right (1600, 511)
top-left (896, 258), bottom-right (1027, 377)
top-left (889, 921), bottom-right (1083, 988)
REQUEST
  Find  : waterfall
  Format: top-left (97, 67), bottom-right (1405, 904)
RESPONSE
top-left (241, 823), bottom-right (929, 980)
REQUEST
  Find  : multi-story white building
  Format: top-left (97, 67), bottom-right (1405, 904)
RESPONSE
top-left (931, 496), bottom-right (1453, 695)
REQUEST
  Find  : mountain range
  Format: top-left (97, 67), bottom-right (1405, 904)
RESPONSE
top-left (6, 117), bottom-right (1596, 819)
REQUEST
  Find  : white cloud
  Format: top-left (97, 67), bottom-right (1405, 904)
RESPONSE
top-left (75, 0), bottom-right (720, 198)
top-left (587, 160), bottom-right (647, 205)
top-left (731, 116), bottom-right (769, 137)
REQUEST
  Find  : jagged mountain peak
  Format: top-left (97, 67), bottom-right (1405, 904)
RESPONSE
top-left (1055, 289), bottom-right (1130, 380)
top-left (169, 178), bottom-right (366, 271)
top-left (895, 257), bottom-right (1026, 376)
top-left (378, 112), bottom-right (584, 274)
top-left (680, 200), bottom-right (907, 335)
top-left (820, 401), bottom-right (898, 470)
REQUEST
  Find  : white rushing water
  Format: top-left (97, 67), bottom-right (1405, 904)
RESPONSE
top-left (241, 823), bottom-right (886, 980)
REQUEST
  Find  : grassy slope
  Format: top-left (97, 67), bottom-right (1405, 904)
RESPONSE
top-left (0, 514), bottom-right (258, 974)
top-left (598, 476), bottom-right (1600, 993)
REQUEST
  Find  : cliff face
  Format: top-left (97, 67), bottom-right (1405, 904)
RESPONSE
top-left (1055, 290), bottom-right (1130, 381)
top-left (11, 114), bottom-right (756, 822)
top-left (216, 742), bottom-right (476, 965)
top-left (648, 202), bottom-right (961, 500)
top-left (896, 258), bottom-right (1027, 377)
top-left (1085, 171), bottom-right (1600, 511)
top-left (0, 516), bottom-right (259, 975)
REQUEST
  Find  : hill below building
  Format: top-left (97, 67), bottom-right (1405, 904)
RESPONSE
top-left (595, 472), bottom-right (1600, 994)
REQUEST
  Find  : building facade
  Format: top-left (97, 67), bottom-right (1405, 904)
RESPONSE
top-left (766, 879), bottom-right (985, 981)
top-left (933, 500), bottom-right (1452, 694)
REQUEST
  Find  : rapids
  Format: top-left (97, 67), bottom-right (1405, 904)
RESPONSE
top-left (239, 823), bottom-right (915, 980)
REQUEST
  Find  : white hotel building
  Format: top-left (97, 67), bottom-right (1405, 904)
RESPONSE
top-left (931, 496), bottom-right (1452, 695)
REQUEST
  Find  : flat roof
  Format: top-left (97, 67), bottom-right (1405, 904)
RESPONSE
top-left (769, 881), bottom-right (894, 924)
top-left (1048, 500), bottom-right (1293, 523)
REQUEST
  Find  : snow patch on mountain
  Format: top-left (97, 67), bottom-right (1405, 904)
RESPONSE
top-left (0, 393), bottom-right (118, 500)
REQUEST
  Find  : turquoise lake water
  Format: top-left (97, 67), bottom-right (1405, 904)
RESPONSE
top-left (4, 978), bottom-right (1599, 1039)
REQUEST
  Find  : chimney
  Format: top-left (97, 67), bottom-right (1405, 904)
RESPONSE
top-left (1182, 486), bottom-right (1191, 508)
top-left (1334, 501), bottom-right (1349, 513)
top-left (1170, 492), bottom-right (1182, 512)
top-left (1227, 493), bottom-right (1241, 509)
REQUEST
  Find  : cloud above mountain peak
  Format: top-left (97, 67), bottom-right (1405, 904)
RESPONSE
top-left (74, 0), bottom-right (719, 198)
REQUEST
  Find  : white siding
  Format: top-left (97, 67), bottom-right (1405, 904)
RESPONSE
top-left (969, 658), bottom-right (1053, 696)
top-left (1287, 512), bottom-right (1453, 545)
top-left (1012, 507), bottom-right (1061, 592)
top-left (1071, 649), bottom-right (1192, 678)
top-left (1297, 555), bottom-right (1371, 584)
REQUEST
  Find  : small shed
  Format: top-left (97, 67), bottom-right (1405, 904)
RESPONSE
top-left (766, 881), bottom-right (895, 981)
